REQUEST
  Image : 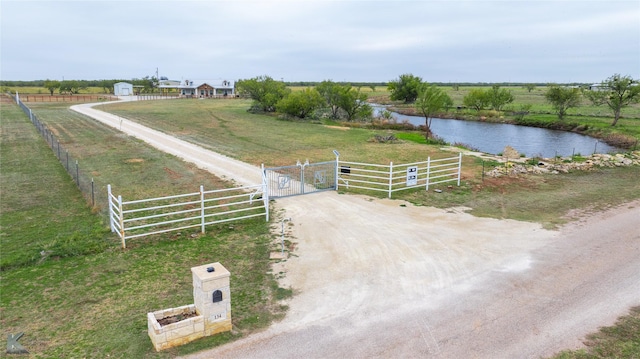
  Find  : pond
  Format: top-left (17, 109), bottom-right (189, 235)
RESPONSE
top-left (372, 105), bottom-right (622, 158)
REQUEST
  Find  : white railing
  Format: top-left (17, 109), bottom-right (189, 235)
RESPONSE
top-left (108, 184), bottom-right (268, 248)
top-left (337, 153), bottom-right (462, 198)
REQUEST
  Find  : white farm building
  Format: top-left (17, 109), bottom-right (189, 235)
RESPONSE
top-left (114, 82), bottom-right (134, 96)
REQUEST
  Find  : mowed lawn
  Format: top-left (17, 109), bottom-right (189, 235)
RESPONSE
top-left (96, 98), bottom-right (464, 166)
top-left (0, 99), bottom-right (287, 358)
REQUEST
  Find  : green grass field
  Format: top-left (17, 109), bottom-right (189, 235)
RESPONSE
top-left (0, 99), bottom-right (288, 358)
top-left (2, 94), bottom-right (639, 358)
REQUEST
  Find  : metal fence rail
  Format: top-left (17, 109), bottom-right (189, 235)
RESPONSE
top-left (337, 153), bottom-right (462, 198)
top-left (108, 184), bottom-right (268, 248)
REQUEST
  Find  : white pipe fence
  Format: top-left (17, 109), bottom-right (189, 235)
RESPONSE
top-left (108, 184), bottom-right (268, 248)
top-left (337, 153), bottom-right (462, 198)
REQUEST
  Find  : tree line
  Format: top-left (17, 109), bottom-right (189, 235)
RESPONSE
top-left (387, 73), bottom-right (639, 139)
top-left (1, 77), bottom-right (159, 95)
top-left (236, 73), bottom-right (639, 141)
top-left (236, 76), bottom-right (374, 122)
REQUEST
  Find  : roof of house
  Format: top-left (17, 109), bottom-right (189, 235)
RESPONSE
top-left (177, 79), bottom-right (235, 89)
top-left (158, 80), bottom-right (181, 88)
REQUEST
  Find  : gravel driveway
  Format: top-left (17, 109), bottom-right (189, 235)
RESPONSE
top-left (73, 101), bottom-right (640, 359)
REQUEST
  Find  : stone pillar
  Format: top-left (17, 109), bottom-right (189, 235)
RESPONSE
top-left (191, 262), bottom-right (232, 336)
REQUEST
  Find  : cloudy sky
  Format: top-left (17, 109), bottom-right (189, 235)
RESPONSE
top-left (1, 0), bottom-right (638, 83)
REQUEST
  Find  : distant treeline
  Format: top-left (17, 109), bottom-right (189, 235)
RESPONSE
top-left (284, 81), bottom-right (591, 87)
top-left (2, 80), bottom-right (591, 88)
top-left (1, 79), bottom-right (129, 87)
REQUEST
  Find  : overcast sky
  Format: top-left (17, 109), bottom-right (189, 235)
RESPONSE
top-left (1, 0), bottom-right (638, 83)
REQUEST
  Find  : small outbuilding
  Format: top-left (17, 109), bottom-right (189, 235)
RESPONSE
top-left (114, 82), bottom-right (134, 96)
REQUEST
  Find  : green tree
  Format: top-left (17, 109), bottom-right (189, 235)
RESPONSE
top-left (337, 87), bottom-right (372, 122)
top-left (585, 74), bottom-right (640, 126)
top-left (316, 80), bottom-right (343, 119)
top-left (100, 80), bottom-right (116, 94)
top-left (131, 76), bottom-right (157, 94)
top-left (487, 85), bottom-right (514, 111)
top-left (276, 88), bottom-right (324, 119)
top-left (524, 84), bottom-right (536, 92)
top-left (59, 80), bottom-right (82, 95)
top-left (415, 83), bottom-right (453, 139)
top-left (544, 85), bottom-right (582, 120)
top-left (388, 74), bottom-right (423, 103)
top-left (462, 88), bottom-right (490, 112)
top-left (236, 75), bottom-right (290, 112)
top-left (43, 79), bottom-right (60, 96)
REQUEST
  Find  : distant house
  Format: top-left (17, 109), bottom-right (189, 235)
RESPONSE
top-left (176, 79), bottom-right (235, 98)
top-left (114, 82), bottom-right (133, 96)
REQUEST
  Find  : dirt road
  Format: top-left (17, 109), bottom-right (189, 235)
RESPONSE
top-left (72, 102), bottom-right (640, 359)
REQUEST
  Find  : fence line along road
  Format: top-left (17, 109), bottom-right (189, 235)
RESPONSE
top-left (10, 92), bottom-right (106, 212)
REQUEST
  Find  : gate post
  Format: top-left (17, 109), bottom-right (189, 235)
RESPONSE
top-left (425, 157), bottom-right (432, 191)
top-left (108, 184), bottom-right (115, 233)
top-left (262, 164), bottom-right (269, 222)
top-left (333, 150), bottom-right (340, 191)
top-left (388, 162), bottom-right (394, 199)
top-left (200, 185), bottom-right (206, 234)
top-left (118, 195), bottom-right (126, 249)
top-left (457, 152), bottom-right (463, 186)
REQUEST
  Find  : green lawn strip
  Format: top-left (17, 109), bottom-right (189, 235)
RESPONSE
top-left (0, 102), bottom-right (110, 270)
top-left (0, 221), bottom-right (281, 358)
top-left (393, 165), bottom-right (640, 228)
top-left (25, 102), bottom-right (239, 201)
top-left (96, 99), bottom-right (453, 167)
top-left (552, 306), bottom-right (640, 359)
top-left (1, 100), bottom-right (287, 357)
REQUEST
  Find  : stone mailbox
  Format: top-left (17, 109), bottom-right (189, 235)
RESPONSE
top-left (191, 262), bottom-right (232, 336)
top-left (148, 262), bottom-right (232, 351)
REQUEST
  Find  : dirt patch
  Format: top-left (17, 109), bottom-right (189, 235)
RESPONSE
top-left (157, 311), bottom-right (199, 326)
top-left (163, 166), bottom-right (183, 180)
top-left (323, 125), bottom-right (349, 130)
top-left (125, 158), bottom-right (145, 163)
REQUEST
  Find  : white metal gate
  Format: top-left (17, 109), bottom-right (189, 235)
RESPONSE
top-left (263, 160), bottom-right (336, 198)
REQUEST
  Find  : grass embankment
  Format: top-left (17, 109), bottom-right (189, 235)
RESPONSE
top-left (382, 85), bottom-right (640, 147)
top-left (99, 98), bottom-right (640, 228)
top-left (554, 306), bottom-right (640, 359)
top-left (0, 100), bottom-right (287, 358)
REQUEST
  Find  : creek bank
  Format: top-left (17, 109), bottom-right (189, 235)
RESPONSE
top-left (379, 104), bottom-right (638, 150)
top-left (481, 150), bottom-right (640, 177)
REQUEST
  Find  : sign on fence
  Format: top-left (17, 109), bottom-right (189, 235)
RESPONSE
top-left (406, 166), bottom-right (418, 186)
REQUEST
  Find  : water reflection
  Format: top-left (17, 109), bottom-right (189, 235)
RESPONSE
top-left (372, 105), bottom-right (620, 158)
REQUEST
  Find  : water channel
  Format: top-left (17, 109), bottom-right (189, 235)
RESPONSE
top-left (372, 105), bottom-right (621, 158)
